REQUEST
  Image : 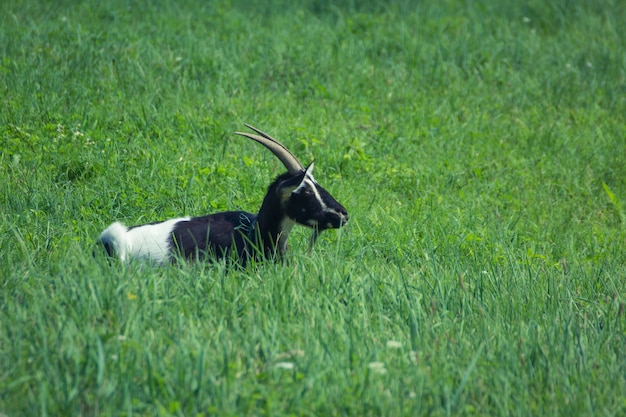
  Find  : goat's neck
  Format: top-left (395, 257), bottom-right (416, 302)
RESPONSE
top-left (255, 195), bottom-right (294, 258)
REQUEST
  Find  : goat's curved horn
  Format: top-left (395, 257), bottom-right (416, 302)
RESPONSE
top-left (234, 124), bottom-right (304, 175)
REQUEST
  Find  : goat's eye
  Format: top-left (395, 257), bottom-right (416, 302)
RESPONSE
top-left (294, 189), bottom-right (309, 196)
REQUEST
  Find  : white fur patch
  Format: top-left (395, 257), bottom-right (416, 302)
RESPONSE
top-left (278, 217), bottom-right (296, 252)
top-left (99, 217), bottom-right (190, 264)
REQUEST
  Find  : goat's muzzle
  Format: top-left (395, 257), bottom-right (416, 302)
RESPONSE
top-left (320, 207), bottom-right (349, 230)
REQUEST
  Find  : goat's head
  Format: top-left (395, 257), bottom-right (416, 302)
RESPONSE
top-left (235, 124), bottom-right (349, 235)
top-left (280, 162), bottom-right (348, 231)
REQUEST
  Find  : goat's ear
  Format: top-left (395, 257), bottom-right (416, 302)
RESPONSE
top-left (276, 169), bottom-right (306, 200)
top-left (305, 161), bottom-right (315, 176)
top-left (291, 163), bottom-right (315, 194)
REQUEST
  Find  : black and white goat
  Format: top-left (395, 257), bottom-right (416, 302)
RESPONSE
top-left (97, 124), bottom-right (349, 264)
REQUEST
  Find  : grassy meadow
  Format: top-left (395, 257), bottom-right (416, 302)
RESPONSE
top-left (1, 0), bottom-right (625, 415)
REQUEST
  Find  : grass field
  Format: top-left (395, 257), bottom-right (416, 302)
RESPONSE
top-left (1, 0), bottom-right (625, 415)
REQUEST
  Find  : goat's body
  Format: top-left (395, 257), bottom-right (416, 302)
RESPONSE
top-left (98, 212), bottom-right (260, 264)
top-left (97, 125), bottom-right (348, 265)
top-left (98, 173), bottom-right (300, 264)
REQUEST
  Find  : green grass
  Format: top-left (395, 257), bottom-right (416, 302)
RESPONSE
top-left (1, 0), bottom-right (625, 415)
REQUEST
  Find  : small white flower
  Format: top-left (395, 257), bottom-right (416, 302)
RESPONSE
top-left (368, 361), bottom-right (387, 374)
top-left (386, 340), bottom-right (402, 349)
top-left (274, 362), bottom-right (295, 370)
top-left (522, 17), bottom-right (531, 23)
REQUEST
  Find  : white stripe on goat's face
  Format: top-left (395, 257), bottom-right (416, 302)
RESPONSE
top-left (282, 163), bottom-right (349, 231)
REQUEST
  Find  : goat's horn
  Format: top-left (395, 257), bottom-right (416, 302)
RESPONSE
top-left (234, 124), bottom-right (304, 175)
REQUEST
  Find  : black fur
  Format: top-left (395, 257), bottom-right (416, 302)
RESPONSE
top-left (169, 211), bottom-right (256, 262)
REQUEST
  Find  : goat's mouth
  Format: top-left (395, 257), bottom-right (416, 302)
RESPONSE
top-left (319, 212), bottom-right (349, 230)
top-left (298, 210), bottom-right (349, 231)
top-left (301, 218), bottom-right (348, 231)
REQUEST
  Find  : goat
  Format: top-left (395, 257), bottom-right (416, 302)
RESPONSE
top-left (97, 124), bottom-right (349, 265)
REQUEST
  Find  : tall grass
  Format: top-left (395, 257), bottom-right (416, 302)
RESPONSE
top-left (1, 0), bottom-right (625, 415)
